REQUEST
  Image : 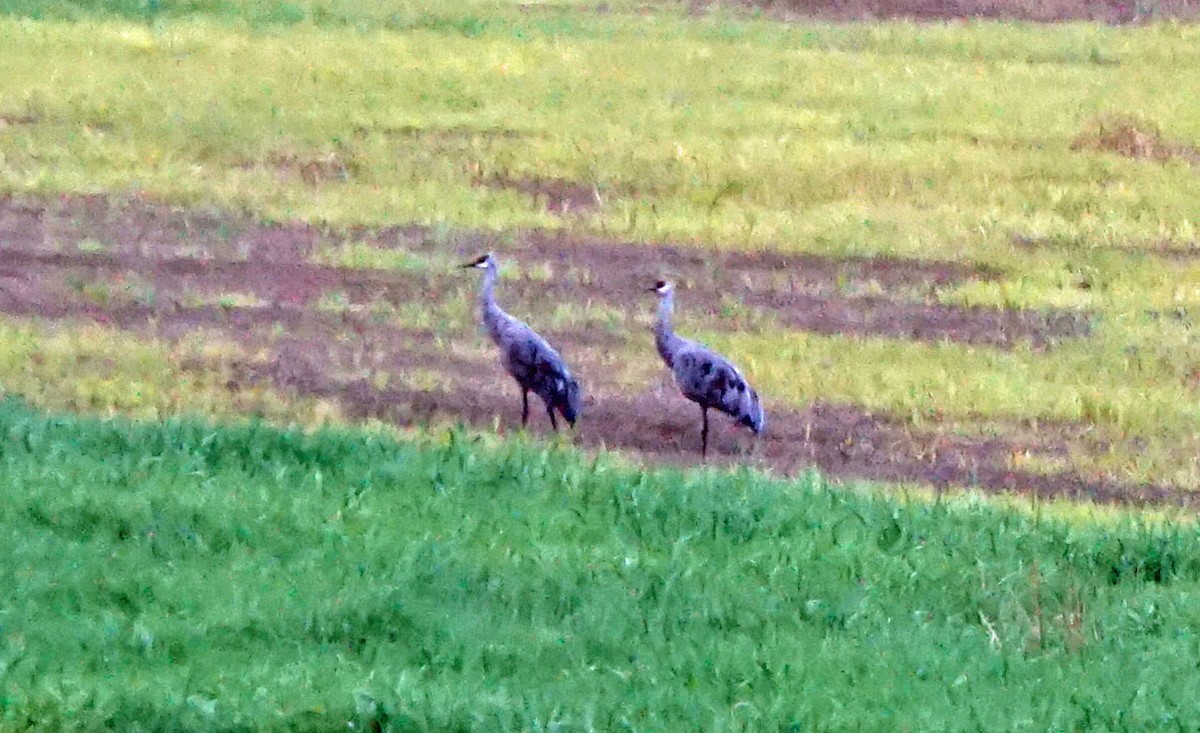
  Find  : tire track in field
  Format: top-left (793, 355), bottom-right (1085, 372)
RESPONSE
top-left (1, 194), bottom-right (1089, 349)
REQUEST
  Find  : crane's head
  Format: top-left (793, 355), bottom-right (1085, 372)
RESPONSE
top-left (556, 375), bottom-right (583, 427)
top-left (738, 386), bottom-right (766, 435)
top-left (650, 279), bottom-right (674, 295)
top-left (461, 252), bottom-right (495, 269)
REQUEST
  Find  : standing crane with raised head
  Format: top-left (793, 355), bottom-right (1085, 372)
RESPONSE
top-left (650, 279), bottom-right (765, 456)
top-left (463, 253), bottom-right (582, 431)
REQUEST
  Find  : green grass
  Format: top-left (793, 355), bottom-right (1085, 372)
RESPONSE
top-left (0, 319), bottom-right (344, 423)
top-left (1, 397), bottom-right (1199, 731)
top-left (707, 324), bottom-right (1199, 435)
top-left (311, 240), bottom-right (447, 271)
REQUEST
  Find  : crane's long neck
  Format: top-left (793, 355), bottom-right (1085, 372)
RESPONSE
top-left (655, 290), bottom-right (685, 367)
top-left (479, 261), bottom-right (506, 341)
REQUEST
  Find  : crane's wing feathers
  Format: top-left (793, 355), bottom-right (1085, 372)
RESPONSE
top-left (672, 341), bottom-right (765, 433)
top-left (478, 272), bottom-right (582, 426)
top-left (495, 315), bottom-right (581, 424)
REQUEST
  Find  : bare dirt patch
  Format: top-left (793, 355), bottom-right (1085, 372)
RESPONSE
top-left (478, 175), bottom-right (603, 216)
top-left (224, 360), bottom-right (1189, 508)
top-left (1071, 114), bottom-right (1200, 167)
top-left (353, 124), bottom-right (527, 142)
top-left (732, 287), bottom-right (1086, 348)
top-left (689, 0), bottom-right (1200, 23)
top-left (0, 193), bottom-right (1089, 348)
top-left (1012, 233), bottom-right (1200, 264)
top-left (0, 192), bottom-right (324, 261)
top-left (0, 112), bottom-right (41, 129)
top-left (468, 229), bottom-right (1089, 348)
top-left (0, 193), bottom-right (1160, 504)
top-left (238, 152), bottom-right (359, 186)
top-left (0, 248), bottom-right (394, 307)
top-left (516, 230), bottom-right (988, 291)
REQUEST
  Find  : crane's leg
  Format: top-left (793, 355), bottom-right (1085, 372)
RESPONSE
top-left (547, 405), bottom-right (559, 432)
top-left (700, 406), bottom-right (709, 458)
top-left (521, 389), bottom-right (530, 428)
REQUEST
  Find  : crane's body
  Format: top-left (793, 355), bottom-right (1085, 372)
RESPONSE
top-left (465, 253), bottom-right (581, 430)
top-left (653, 281), bottom-right (764, 456)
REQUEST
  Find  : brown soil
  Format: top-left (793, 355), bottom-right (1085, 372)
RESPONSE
top-left (750, 290), bottom-right (1087, 348)
top-left (225, 356), bottom-right (1187, 507)
top-left (521, 230), bottom-right (992, 287)
top-left (0, 113), bottom-right (41, 128)
top-left (1, 193), bottom-right (1179, 506)
top-left (0, 193), bottom-right (1089, 348)
top-left (689, 0), bottom-right (1200, 23)
top-left (270, 153), bottom-right (357, 186)
top-left (479, 175), bottom-right (603, 216)
top-left (1012, 233), bottom-right (1200, 263)
top-left (430, 229), bottom-right (1089, 348)
top-left (355, 124), bottom-right (527, 142)
top-left (1072, 115), bottom-right (1200, 166)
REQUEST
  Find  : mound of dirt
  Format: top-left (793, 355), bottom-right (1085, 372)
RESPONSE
top-left (1071, 115), bottom-right (1200, 165)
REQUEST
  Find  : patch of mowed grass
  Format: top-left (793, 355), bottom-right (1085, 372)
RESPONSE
top-left (694, 322), bottom-right (1200, 489)
top-left (1, 398), bottom-right (1199, 731)
top-left (704, 325), bottom-right (1200, 437)
top-left (310, 240), bottom-right (447, 271)
top-left (0, 318), bottom-right (338, 423)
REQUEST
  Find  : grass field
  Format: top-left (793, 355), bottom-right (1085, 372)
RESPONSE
top-left (2, 1), bottom-right (1200, 728)
top-left (3, 397), bottom-right (1200, 731)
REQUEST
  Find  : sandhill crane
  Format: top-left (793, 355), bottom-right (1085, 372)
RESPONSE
top-left (463, 253), bottom-right (582, 430)
top-left (651, 279), bottom-right (765, 456)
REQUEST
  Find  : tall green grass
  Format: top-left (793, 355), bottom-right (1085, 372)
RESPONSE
top-left (1, 398), bottom-right (1198, 731)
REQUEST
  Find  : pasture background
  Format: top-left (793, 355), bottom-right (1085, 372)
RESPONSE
top-left (1, 0), bottom-right (1199, 497)
top-left (2, 0), bottom-right (1200, 729)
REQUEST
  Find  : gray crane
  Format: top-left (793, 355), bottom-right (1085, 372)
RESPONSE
top-left (463, 253), bottom-right (582, 430)
top-left (651, 279), bottom-right (765, 456)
